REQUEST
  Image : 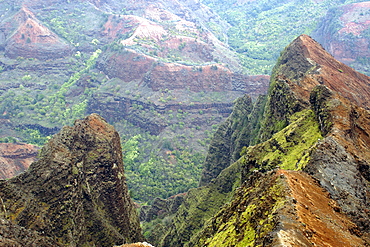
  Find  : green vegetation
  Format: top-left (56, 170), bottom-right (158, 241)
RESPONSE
top-left (0, 49), bottom-right (101, 129)
top-left (144, 159), bottom-right (242, 246)
top-left (241, 109), bottom-right (322, 172)
top-left (120, 123), bottom-right (208, 203)
top-left (201, 0), bottom-right (363, 74)
top-left (16, 128), bottom-right (51, 146)
top-left (0, 136), bottom-right (18, 143)
top-left (193, 171), bottom-right (287, 246)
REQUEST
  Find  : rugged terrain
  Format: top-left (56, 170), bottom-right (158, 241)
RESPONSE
top-left (0, 0), bottom-right (269, 202)
top-left (141, 35), bottom-right (370, 246)
top-left (313, 2), bottom-right (370, 75)
top-left (0, 114), bottom-right (143, 246)
top-left (1, 2), bottom-right (370, 244)
top-left (2, 0), bottom-right (370, 204)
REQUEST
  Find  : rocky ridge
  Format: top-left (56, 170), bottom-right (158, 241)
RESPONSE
top-left (0, 114), bottom-right (143, 246)
top-left (142, 35), bottom-right (370, 246)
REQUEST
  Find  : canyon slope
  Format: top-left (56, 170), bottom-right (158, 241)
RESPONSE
top-left (2, 0), bottom-right (370, 204)
top-left (0, 0), bottom-right (268, 202)
top-left (0, 114), bottom-right (143, 246)
top-left (313, 2), bottom-right (370, 75)
top-left (142, 34), bottom-right (370, 246)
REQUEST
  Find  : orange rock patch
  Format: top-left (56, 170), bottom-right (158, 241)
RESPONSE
top-left (280, 170), bottom-right (365, 247)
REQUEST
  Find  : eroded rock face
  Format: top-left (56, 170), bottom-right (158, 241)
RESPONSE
top-left (191, 170), bottom-right (365, 247)
top-left (199, 94), bottom-right (263, 186)
top-left (0, 143), bottom-right (39, 179)
top-left (0, 114), bottom-right (143, 246)
top-left (2, 7), bottom-right (73, 60)
top-left (97, 49), bottom-right (269, 98)
top-left (145, 35), bottom-right (370, 246)
top-left (0, 218), bottom-right (62, 247)
top-left (313, 2), bottom-right (370, 73)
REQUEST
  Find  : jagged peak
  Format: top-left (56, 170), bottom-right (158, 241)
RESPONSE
top-left (1, 114), bottom-right (144, 246)
top-left (274, 34), bottom-right (370, 110)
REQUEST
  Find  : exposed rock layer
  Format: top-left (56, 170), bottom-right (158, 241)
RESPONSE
top-left (1, 7), bottom-right (73, 60)
top-left (0, 143), bottom-right (38, 179)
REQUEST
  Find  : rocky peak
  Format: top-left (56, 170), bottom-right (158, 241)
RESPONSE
top-left (0, 114), bottom-right (143, 246)
top-left (275, 34), bottom-right (370, 109)
top-left (260, 34), bottom-right (370, 141)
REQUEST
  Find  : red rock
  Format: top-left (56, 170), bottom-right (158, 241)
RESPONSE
top-left (0, 143), bottom-right (38, 179)
top-left (3, 7), bottom-right (73, 60)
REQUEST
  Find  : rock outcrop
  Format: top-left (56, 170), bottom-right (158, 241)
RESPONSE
top-left (192, 169), bottom-right (365, 247)
top-left (0, 143), bottom-right (39, 179)
top-left (0, 114), bottom-right (144, 246)
top-left (259, 34), bottom-right (370, 141)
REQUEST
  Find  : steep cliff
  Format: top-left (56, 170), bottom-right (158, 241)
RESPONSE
top-left (0, 114), bottom-right (144, 246)
top-left (143, 34), bottom-right (370, 246)
top-left (199, 94), bottom-right (265, 186)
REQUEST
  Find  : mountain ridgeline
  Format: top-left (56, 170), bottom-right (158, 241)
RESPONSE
top-left (0, 0), bottom-right (369, 245)
top-left (0, 33), bottom-right (369, 246)
top-left (141, 35), bottom-right (370, 246)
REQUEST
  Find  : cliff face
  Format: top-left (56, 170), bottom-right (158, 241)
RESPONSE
top-left (0, 143), bottom-right (38, 179)
top-left (142, 34), bottom-right (370, 246)
top-left (199, 94), bottom-right (265, 186)
top-left (0, 114), bottom-right (143, 246)
top-left (313, 2), bottom-right (370, 75)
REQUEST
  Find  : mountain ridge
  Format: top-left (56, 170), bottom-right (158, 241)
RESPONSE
top-left (142, 34), bottom-right (370, 246)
